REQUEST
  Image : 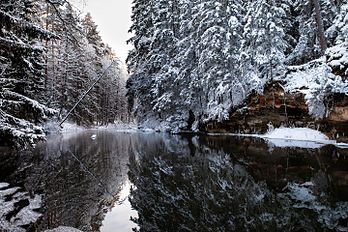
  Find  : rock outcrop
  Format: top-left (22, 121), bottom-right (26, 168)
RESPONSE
top-left (200, 81), bottom-right (348, 142)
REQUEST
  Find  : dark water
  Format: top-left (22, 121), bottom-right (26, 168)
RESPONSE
top-left (0, 131), bottom-right (348, 232)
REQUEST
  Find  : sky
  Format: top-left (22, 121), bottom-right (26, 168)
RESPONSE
top-left (72, 0), bottom-right (133, 63)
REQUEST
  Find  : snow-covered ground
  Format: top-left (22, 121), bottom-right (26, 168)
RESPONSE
top-left (209, 127), bottom-right (348, 149)
top-left (44, 226), bottom-right (83, 232)
top-left (92, 121), bottom-right (138, 133)
top-left (0, 183), bottom-right (42, 232)
top-left (60, 122), bottom-right (139, 134)
top-left (59, 121), bottom-right (168, 135)
top-left (262, 127), bottom-right (338, 149)
top-left (60, 122), bottom-right (86, 133)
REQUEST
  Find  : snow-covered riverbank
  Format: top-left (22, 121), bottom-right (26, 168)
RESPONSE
top-left (209, 127), bottom-right (348, 149)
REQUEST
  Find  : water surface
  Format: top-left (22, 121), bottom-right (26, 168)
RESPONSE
top-left (0, 130), bottom-right (347, 231)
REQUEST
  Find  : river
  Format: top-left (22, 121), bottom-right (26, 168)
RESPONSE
top-left (0, 130), bottom-right (347, 231)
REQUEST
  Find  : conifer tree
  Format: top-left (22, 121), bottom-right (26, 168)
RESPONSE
top-left (0, 0), bottom-right (59, 146)
top-left (126, 0), bottom-right (156, 124)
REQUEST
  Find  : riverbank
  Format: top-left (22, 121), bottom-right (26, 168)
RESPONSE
top-left (200, 81), bottom-right (348, 143)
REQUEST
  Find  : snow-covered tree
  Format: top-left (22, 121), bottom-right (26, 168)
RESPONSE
top-left (1, 0), bottom-right (128, 146)
top-left (126, 0), bottom-right (155, 122)
top-left (241, 0), bottom-right (288, 86)
top-left (124, 0), bottom-right (347, 131)
top-left (42, 3), bottom-right (127, 126)
top-left (0, 0), bottom-right (56, 147)
top-left (328, 0), bottom-right (348, 45)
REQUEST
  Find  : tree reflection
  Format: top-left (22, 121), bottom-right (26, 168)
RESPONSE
top-left (128, 135), bottom-right (348, 232)
top-left (24, 131), bottom-right (132, 231)
top-left (129, 141), bottom-right (276, 231)
top-left (1, 133), bottom-right (347, 232)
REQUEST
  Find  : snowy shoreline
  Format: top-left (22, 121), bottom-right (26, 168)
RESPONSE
top-left (208, 127), bottom-right (348, 149)
top-left (59, 124), bottom-right (348, 149)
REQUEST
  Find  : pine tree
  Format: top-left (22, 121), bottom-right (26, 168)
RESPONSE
top-left (289, 0), bottom-right (338, 63)
top-left (168, 0), bottom-right (200, 128)
top-left (125, 0), bottom-right (347, 131)
top-left (242, 0), bottom-right (288, 83)
top-left (0, 0), bottom-right (57, 146)
top-left (330, 0), bottom-right (348, 44)
top-left (44, 4), bottom-right (126, 126)
top-left (194, 0), bottom-right (244, 121)
top-left (126, 0), bottom-right (155, 124)
top-left (149, 0), bottom-right (179, 123)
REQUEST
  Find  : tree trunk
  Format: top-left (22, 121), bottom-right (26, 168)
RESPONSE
top-left (312, 0), bottom-right (327, 53)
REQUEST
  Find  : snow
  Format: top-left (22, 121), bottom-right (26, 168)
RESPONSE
top-left (3, 90), bottom-right (58, 117)
top-left (13, 194), bottom-right (43, 227)
top-left (282, 60), bottom-right (348, 119)
top-left (336, 143), bottom-right (348, 148)
top-left (327, 42), bottom-right (348, 72)
top-left (263, 127), bottom-right (336, 149)
top-left (0, 183), bottom-right (81, 232)
top-left (60, 122), bottom-right (86, 134)
top-left (92, 121), bottom-right (138, 132)
top-left (0, 183), bottom-right (42, 232)
top-left (44, 227), bottom-right (83, 232)
top-left (57, 122), bottom-right (141, 141)
top-left (265, 127), bottom-right (330, 141)
top-left (209, 127), bottom-right (348, 149)
top-left (139, 117), bottom-right (183, 133)
top-left (0, 89), bottom-right (57, 148)
top-left (0, 183), bottom-right (9, 189)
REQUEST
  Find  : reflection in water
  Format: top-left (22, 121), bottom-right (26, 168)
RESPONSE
top-left (30, 131), bottom-right (133, 232)
top-left (0, 132), bottom-right (347, 232)
top-left (101, 181), bottom-right (138, 232)
top-left (128, 135), bottom-right (348, 232)
top-left (0, 131), bottom-right (138, 232)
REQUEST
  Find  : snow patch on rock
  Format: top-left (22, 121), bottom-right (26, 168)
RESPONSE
top-left (282, 60), bottom-right (348, 119)
top-left (0, 183), bottom-right (10, 189)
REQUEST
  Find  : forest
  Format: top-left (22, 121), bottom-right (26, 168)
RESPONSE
top-left (0, 0), bottom-right (128, 147)
top-left (1, 1), bottom-right (348, 232)
top-left (127, 0), bottom-right (348, 135)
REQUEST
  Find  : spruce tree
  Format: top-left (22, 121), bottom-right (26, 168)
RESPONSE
top-left (126, 0), bottom-right (155, 123)
top-left (0, 0), bottom-right (56, 146)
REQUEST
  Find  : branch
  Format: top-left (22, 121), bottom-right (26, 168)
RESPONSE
top-left (44, 0), bottom-right (85, 46)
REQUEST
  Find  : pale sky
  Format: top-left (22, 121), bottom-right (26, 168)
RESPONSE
top-left (73, 0), bottom-right (133, 63)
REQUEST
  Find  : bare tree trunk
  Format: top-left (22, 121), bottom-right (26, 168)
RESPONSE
top-left (312, 0), bottom-right (328, 53)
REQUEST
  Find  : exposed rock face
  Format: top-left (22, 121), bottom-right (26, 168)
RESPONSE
top-left (200, 82), bottom-right (348, 142)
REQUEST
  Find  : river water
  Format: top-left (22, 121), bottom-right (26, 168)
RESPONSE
top-left (0, 130), bottom-right (347, 231)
